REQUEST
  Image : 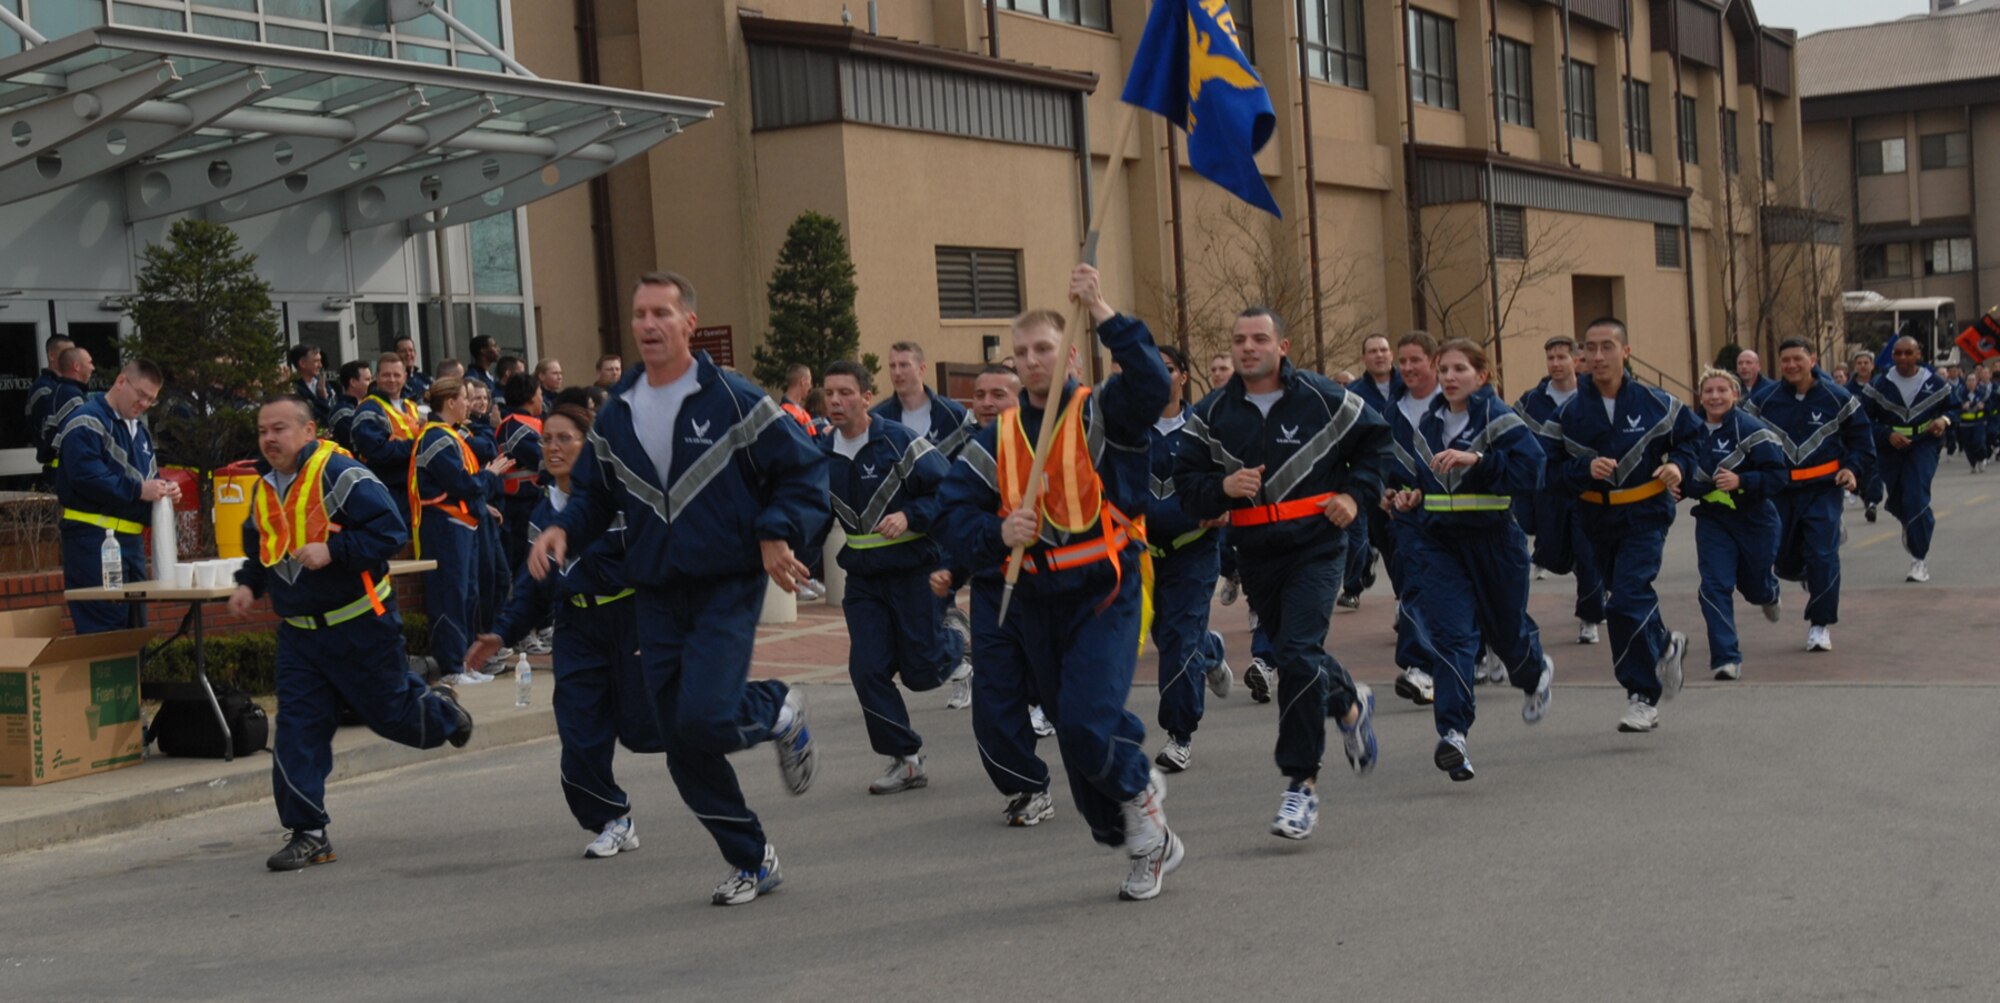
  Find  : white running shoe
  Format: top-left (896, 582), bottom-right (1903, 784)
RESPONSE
top-left (1393, 666), bottom-right (1436, 706)
top-left (1533, 564), bottom-right (1548, 581)
top-left (1217, 575), bottom-right (1241, 606)
top-left (945, 659), bottom-right (973, 709)
top-left (1656, 631), bottom-right (1687, 702)
top-left (1578, 620), bottom-right (1601, 644)
top-left (521, 628), bottom-right (553, 656)
top-left (1907, 559), bottom-right (1931, 583)
top-left (1806, 625), bottom-right (1833, 652)
top-left (1154, 737), bottom-right (1192, 773)
top-left (1205, 649), bottom-right (1234, 700)
top-left (711, 844), bottom-right (781, 906)
top-left (1269, 781), bottom-right (1319, 839)
top-left (583, 817), bottom-right (639, 859)
top-left (797, 579), bottom-right (826, 602)
top-left (444, 669), bottom-right (495, 686)
top-left (1005, 790), bottom-right (1055, 827)
top-left (868, 754), bottom-right (928, 795)
top-left (1713, 662), bottom-right (1742, 681)
top-left (1434, 730), bottom-right (1474, 782)
top-left (1243, 657), bottom-right (1276, 703)
top-left (1762, 598), bottom-right (1783, 623)
top-left (1522, 655), bottom-right (1554, 724)
top-left (1120, 769), bottom-right (1169, 857)
top-left (1029, 703), bottom-right (1055, 737)
top-left (773, 687), bottom-right (816, 795)
top-left (1119, 828), bottom-right (1184, 902)
top-left (1618, 694), bottom-right (1660, 733)
top-left (1475, 649), bottom-right (1505, 685)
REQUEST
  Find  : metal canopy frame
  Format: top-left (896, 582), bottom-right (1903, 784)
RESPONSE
top-left (0, 26), bottom-right (718, 232)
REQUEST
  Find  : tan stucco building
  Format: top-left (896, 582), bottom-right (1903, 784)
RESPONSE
top-left (513, 0), bottom-right (1837, 401)
top-left (1800, 1), bottom-right (2000, 352)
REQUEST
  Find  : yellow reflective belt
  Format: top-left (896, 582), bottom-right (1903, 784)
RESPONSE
top-left (282, 577), bottom-right (394, 629)
top-left (1699, 489), bottom-right (1739, 510)
top-left (845, 531), bottom-right (926, 550)
top-left (1891, 425), bottom-right (1919, 437)
top-left (569, 588), bottom-right (635, 608)
top-left (1147, 527), bottom-right (1209, 558)
top-left (63, 508), bottom-right (145, 534)
top-left (1421, 494), bottom-right (1513, 512)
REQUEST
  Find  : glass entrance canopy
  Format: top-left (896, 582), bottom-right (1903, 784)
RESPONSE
top-left (0, 25), bottom-right (716, 232)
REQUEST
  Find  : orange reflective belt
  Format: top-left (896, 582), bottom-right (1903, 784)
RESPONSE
top-left (1005, 505), bottom-right (1146, 612)
top-left (359, 570), bottom-right (388, 616)
top-left (1228, 492), bottom-right (1338, 527)
top-left (1579, 479), bottom-right (1668, 505)
top-left (1790, 460), bottom-right (1840, 482)
top-left (501, 470), bottom-right (539, 496)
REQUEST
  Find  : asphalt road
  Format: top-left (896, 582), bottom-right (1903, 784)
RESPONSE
top-left (5, 465), bottom-right (1997, 1002)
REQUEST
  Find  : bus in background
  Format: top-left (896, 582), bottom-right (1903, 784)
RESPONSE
top-left (1843, 292), bottom-right (1958, 365)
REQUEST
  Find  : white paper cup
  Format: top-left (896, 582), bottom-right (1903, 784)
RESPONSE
top-left (172, 563), bottom-right (195, 588)
top-left (194, 562), bottom-right (221, 588)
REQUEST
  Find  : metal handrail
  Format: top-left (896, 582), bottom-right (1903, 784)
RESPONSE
top-left (1628, 355), bottom-right (1695, 398)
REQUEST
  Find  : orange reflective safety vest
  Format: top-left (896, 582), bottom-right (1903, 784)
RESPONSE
top-left (251, 443), bottom-right (388, 616)
top-left (499, 412), bottom-right (542, 496)
top-left (407, 422), bottom-right (479, 555)
top-left (781, 399), bottom-right (817, 436)
top-left (366, 394), bottom-right (422, 441)
top-left (995, 387), bottom-right (1143, 608)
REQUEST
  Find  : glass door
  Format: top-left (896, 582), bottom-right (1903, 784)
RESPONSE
top-left (53, 301), bottom-right (131, 394)
top-left (284, 301), bottom-right (354, 371)
top-left (0, 299), bottom-right (54, 479)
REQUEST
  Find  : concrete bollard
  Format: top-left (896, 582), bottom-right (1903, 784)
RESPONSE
top-left (759, 574), bottom-right (798, 625)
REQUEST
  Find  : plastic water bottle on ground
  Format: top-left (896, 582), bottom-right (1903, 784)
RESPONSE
top-left (515, 651), bottom-right (532, 708)
top-left (100, 529), bottom-right (124, 589)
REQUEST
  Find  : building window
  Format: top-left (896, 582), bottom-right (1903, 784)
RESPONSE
top-left (1303, 0), bottom-right (1367, 88)
top-left (1493, 206), bottom-right (1526, 259)
top-left (1407, 8), bottom-right (1459, 110)
top-left (1861, 243), bottom-right (1913, 280)
top-left (1924, 237), bottom-right (1974, 275)
top-left (1232, 0), bottom-right (1256, 64)
top-left (1761, 120), bottom-right (1776, 181)
top-left (1625, 78), bottom-right (1652, 155)
top-left (1722, 108), bottom-right (1740, 175)
top-left (1920, 132), bottom-right (1970, 170)
top-left (1565, 61), bottom-right (1597, 142)
top-left (1655, 224), bottom-right (1682, 268)
top-left (1857, 138), bottom-right (1907, 176)
top-left (1495, 38), bottom-right (1533, 127)
top-left (936, 247), bottom-right (1023, 319)
top-left (999, 0), bottom-right (1111, 32)
top-left (1677, 94), bottom-right (1699, 164)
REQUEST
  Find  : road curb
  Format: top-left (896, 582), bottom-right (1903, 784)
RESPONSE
top-left (0, 704), bottom-right (558, 857)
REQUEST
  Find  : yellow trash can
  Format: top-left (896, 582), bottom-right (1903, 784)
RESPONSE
top-left (212, 461), bottom-right (260, 559)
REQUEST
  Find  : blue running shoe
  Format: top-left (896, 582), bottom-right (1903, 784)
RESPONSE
top-left (774, 687), bottom-right (816, 795)
top-left (1270, 781), bottom-right (1318, 840)
top-left (1337, 682), bottom-right (1378, 775)
top-left (712, 844), bottom-right (783, 906)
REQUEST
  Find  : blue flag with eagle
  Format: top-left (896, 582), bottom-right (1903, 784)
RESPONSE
top-left (1119, 0), bottom-right (1280, 216)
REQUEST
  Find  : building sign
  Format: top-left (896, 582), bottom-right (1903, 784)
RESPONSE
top-left (692, 326), bottom-right (735, 367)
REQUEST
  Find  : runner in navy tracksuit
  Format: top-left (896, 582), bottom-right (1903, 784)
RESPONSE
top-left (1686, 369), bottom-right (1788, 681)
top-left (1385, 339), bottom-right (1553, 780)
top-left (528, 271), bottom-right (827, 907)
top-left (814, 360), bottom-right (969, 795)
top-left (1957, 372), bottom-right (1990, 471)
top-left (1176, 309), bottom-right (1388, 841)
top-left (1745, 339), bottom-right (1876, 652)
top-left (1557, 318), bottom-right (1703, 734)
top-left (939, 265), bottom-right (1183, 901)
top-left (874, 344), bottom-right (979, 661)
top-left (468, 403), bottom-right (662, 859)
top-left (231, 398), bottom-right (472, 872)
top-left (1336, 335), bottom-right (1397, 610)
top-left (1145, 345), bottom-right (1232, 774)
top-left (462, 381), bottom-right (508, 640)
top-left (1844, 353), bottom-right (1887, 519)
top-left (1857, 336), bottom-right (1957, 584)
top-left (1514, 336), bottom-right (1607, 645)
top-left (1376, 334), bottom-right (1448, 704)
top-left (410, 380), bottom-right (511, 685)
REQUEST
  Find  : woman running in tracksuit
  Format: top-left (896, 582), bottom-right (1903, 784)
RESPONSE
top-left (1686, 368), bottom-right (1789, 682)
top-left (1146, 345), bottom-right (1232, 773)
top-left (466, 403), bottom-right (662, 858)
top-left (412, 378), bottom-right (512, 684)
top-left (1385, 339), bottom-right (1554, 782)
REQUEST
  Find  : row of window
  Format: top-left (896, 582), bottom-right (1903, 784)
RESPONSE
top-left (1861, 237), bottom-right (1976, 281)
top-left (1857, 133), bottom-right (1971, 176)
top-left (4, 0), bottom-right (510, 70)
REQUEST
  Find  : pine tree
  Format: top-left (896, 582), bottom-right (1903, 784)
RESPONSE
top-left (121, 219), bottom-right (287, 556)
top-left (752, 211), bottom-right (865, 389)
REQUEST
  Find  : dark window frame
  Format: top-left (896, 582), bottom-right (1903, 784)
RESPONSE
top-left (1922, 237), bottom-right (1973, 275)
top-left (1654, 224), bottom-right (1682, 269)
top-left (1722, 108), bottom-right (1740, 175)
top-left (1303, 0), bottom-right (1368, 88)
top-left (1760, 120), bottom-right (1776, 180)
top-left (1496, 36), bottom-right (1533, 127)
top-left (1860, 242), bottom-right (1913, 281)
top-left (998, 0), bottom-right (1111, 32)
top-left (1407, 7), bottom-right (1459, 111)
top-left (1919, 131), bottom-right (1970, 170)
top-left (1857, 137), bottom-right (1906, 176)
top-left (1566, 60), bottom-right (1597, 142)
top-left (1625, 78), bottom-right (1652, 155)
top-left (1677, 93), bottom-right (1699, 165)
top-left (936, 246), bottom-right (1024, 319)
top-left (1493, 205), bottom-right (1527, 259)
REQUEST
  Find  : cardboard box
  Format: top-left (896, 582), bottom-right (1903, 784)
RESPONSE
top-left (0, 608), bottom-right (153, 786)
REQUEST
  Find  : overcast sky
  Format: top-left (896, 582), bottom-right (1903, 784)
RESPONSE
top-left (1755, 0), bottom-right (1931, 37)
